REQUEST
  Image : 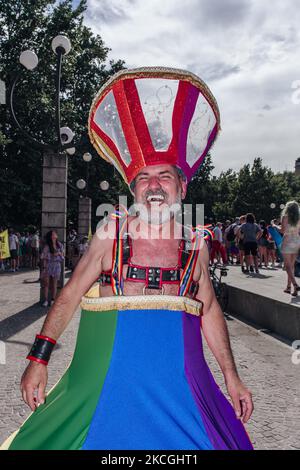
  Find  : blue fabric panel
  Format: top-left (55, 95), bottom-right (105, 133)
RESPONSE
top-left (82, 309), bottom-right (213, 450)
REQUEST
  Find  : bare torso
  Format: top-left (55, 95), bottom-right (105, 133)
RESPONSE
top-left (99, 216), bottom-right (202, 297)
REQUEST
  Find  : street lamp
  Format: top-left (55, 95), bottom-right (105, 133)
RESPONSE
top-left (19, 50), bottom-right (39, 70)
top-left (76, 179), bottom-right (86, 190)
top-left (270, 203), bottom-right (285, 222)
top-left (10, 35), bottom-right (75, 152)
top-left (9, 34), bottom-right (76, 294)
top-left (68, 151), bottom-right (111, 242)
top-left (66, 147), bottom-right (76, 155)
top-left (51, 35), bottom-right (71, 56)
top-left (100, 180), bottom-right (109, 191)
top-left (83, 152), bottom-right (92, 162)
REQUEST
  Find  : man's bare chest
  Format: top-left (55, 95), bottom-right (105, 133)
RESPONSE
top-left (100, 237), bottom-right (201, 297)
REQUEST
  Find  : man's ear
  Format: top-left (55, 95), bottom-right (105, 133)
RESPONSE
top-left (181, 179), bottom-right (188, 200)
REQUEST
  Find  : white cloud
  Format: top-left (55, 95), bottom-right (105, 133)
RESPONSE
top-left (84, 0), bottom-right (300, 175)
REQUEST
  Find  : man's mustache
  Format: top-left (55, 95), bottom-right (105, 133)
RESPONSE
top-left (144, 189), bottom-right (168, 200)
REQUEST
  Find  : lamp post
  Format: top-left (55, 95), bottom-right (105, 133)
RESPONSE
top-left (9, 35), bottom-right (75, 293)
top-left (75, 152), bottom-right (110, 238)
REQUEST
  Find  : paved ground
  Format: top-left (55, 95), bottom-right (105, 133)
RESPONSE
top-left (225, 262), bottom-right (300, 307)
top-left (0, 268), bottom-right (299, 450)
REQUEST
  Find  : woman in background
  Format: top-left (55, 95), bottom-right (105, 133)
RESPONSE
top-left (280, 201), bottom-right (300, 296)
top-left (40, 230), bottom-right (64, 307)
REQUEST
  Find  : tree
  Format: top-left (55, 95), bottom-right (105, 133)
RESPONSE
top-left (185, 153), bottom-right (216, 224)
top-left (234, 158), bottom-right (277, 221)
top-left (212, 169), bottom-right (238, 221)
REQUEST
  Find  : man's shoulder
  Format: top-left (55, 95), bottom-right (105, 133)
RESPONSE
top-left (197, 238), bottom-right (209, 273)
top-left (93, 212), bottom-right (133, 246)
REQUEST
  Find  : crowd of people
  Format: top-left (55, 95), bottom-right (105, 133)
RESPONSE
top-left (208, 214), bottom-right (282, 273)
top-left (0, 227), bottom-right (90, 306)
top-left (0, 228), bottom-right (41, 272)
top-left (208, 200), bottom-right (300, 297)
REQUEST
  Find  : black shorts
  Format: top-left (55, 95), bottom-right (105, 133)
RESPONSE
top-left (238, 240), bottom-right (244, 250)
top-left (31, 247), bottom-right (39, 258)
top-left (244, 241), bottom-right (258, 256)
top-left (10, 249), bottom-right (18, 259)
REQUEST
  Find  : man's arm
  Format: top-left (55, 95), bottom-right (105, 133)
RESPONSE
top-left (196, 240), bottom-right (239, 378)
top-left (278, 216), bottom-right (286, 234)
top-left (235, 227), bottom-right (241, 241)
top-left (195, 240), bottom-right (253, 423)
top-left (255, 225), bottom-right (263, 240)
top-left (41, 236), bottom-right (103, 339)
top-left (21, 220), bottom-right (115, 411)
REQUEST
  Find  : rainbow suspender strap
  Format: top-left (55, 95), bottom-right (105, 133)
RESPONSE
top-left (178, 224), bottom-right (214, 297)
top-left (177, 230), bottom-right (201, 297)
top-left (110, 211), bottom-right (209, 298)
top-left (110, 207), bottom-right (129, 296)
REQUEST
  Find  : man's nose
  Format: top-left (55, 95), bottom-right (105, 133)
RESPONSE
top-left (147, 176), bottom-right (162, 190)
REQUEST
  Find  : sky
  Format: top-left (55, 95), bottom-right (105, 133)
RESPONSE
top-left (81, 0), bottom-right (300, 176)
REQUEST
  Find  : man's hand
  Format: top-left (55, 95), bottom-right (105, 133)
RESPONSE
top-left (225, 373), bottom-right (254, 423)
top-left (21, 361), bottom-right (48, 412)
top-left (196, 240), bottom-right (254, 425)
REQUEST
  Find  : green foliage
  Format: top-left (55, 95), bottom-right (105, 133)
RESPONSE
top-left (183, 156), bottom-right (300, 224)
top-left (209, 157), bottom-right (300, 224)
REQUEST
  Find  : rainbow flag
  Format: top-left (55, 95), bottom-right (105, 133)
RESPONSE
top-left (1, 295), bottom-right (253, 450)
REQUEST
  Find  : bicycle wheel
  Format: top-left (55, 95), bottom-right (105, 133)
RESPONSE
top-left (212, 279), bottom-right (220, 299)
top-left (218, 283), bottom-right (229, 312)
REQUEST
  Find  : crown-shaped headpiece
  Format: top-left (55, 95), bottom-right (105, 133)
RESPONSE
top-left (89, 67), bottom-right (220, 186)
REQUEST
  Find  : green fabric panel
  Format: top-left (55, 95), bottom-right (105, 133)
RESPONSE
top-left (9, 309), bottom-right (118, 450)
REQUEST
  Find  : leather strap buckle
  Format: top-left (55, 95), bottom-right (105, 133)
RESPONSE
top-left (143, 285), bottom-right (165, 295)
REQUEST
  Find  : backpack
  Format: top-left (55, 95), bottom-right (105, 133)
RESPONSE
top-left (226, 224), bottom-right (236, 242)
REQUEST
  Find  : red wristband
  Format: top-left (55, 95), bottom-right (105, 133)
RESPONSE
top-left (26, 334), bottom-right (57, 365)
top-left (27, 356), bottom-right (48, 366)
top-left (36, 334), bottom-right (56, 345)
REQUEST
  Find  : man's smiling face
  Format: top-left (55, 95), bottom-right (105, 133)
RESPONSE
top-left (132, 164), bottom-right (187, 225)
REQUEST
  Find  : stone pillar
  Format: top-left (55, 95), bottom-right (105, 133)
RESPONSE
top-left (78, 196), bottom-right (92, 238)
top-left (41, 150), bottom-right (68, 295)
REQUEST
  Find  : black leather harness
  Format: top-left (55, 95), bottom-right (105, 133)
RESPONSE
top-left (98, 227), bottom-right (199, 297)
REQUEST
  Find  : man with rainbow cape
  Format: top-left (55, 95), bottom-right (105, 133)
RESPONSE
top-left (1, 67), bottom-right (254, 450)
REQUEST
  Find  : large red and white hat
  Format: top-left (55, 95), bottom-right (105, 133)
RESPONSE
top-left (88, 67), bottom-right (220, 187)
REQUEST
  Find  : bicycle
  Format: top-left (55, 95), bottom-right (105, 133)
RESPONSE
top-left (209, 263), bottom-right (229, 312)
